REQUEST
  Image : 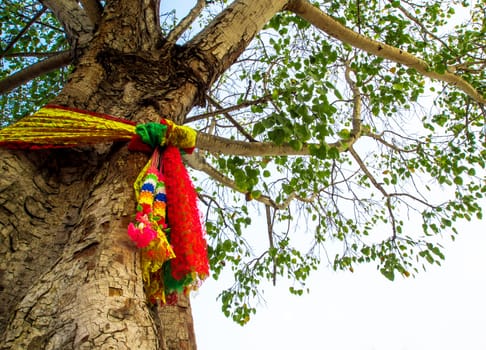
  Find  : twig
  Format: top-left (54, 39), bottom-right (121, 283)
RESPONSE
top-left (364, 132), bottom-right (420, 153)
top-left (186, 94), bottom-right (271, 123)
top-left (265, 205), bottom-right (277, 286)
top-left (348, 145), bottom-right (398, 239)
top-left (391, 0), bottom-right (450, 50)
top-left (203, 94), bottom-right (262, 141)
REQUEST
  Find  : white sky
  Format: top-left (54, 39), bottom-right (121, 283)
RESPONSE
top-left (193, 219), bottom-right (486, 350)
top-left (161, 2), bottom-right (486, 349)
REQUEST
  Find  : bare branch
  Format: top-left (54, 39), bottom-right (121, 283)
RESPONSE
top-left (185, 94), bottom-right (271, 124)
top-left (0, 6), bottom-right (47, 58)
top-left (286, 0), bottom-right (486, 104)
top-left (364, 131), bottom-right (420, 153)
top-left (348, 146), bottom-right (386, 196)
top-left (348, 145), bottom-right (398, 238)
top-left (166, 0), bottom-right (206, 43)
top-left (392, 192), bottom-right (439, 210)
top-left (265, 205), bottom-right (277, 286)
top-left (203, 94), bottom-right (258, 142)
top-left (0, 51), bottom-right (73, 95)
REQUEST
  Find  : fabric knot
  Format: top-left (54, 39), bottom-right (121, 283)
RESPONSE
top-left (135, 122), bottom-right (168, 149)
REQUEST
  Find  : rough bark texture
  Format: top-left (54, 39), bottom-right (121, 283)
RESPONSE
top-left (0, 146), bottom-right (161, 349)
top-left (0, 0), bottom-right (288, 349)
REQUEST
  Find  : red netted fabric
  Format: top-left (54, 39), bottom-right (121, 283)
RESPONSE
top-left (161, 145), bottom-right (209, 291)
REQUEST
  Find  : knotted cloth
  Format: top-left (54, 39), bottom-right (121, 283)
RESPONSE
top-left (0, 104), bottom-right (209, 304)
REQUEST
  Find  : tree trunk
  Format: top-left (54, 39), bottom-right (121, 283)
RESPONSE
top-left (0, 0), bottom-right (288, 348)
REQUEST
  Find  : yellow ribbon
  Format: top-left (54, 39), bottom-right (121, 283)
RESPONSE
top-left (163, 119), bottom-right (197, 150)
top-left (0, 105), bottom-right (197, 150)
top-left (0, 105), bottom-right (136, 146)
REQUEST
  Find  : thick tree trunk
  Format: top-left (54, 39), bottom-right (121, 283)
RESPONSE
top-left (0, 146), bottom-right (164, 349)
top-left (0, 0), bottom-right (288, 348)
top-left (0, 147), bottom-right (198, 349)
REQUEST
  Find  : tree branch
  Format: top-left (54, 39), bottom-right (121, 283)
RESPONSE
top-left (204, 94), bottom-right (258, 142)
top-left (392, 192), bottom-right (439, 210)
top-left (184, 151), bottom-right (314, 210)
top-left (364, 131), bottom-right (420, 153)
top-left (196, 132), bottom-right (310, 156)
top-left (344, 60), bottom-right (363, 138)
top-left (15, 11), bottom-right (64, 32)
top-left (265, 205), bottom-right (277, 286)
top-left (0, 6), bottom-right (47, 58)
top-left (348, 145), bottom-right (398, 239)
top-left (40, 0), bottom-right (94, 46)
top-left (1, 51), bottom-right (68, 58)
top-left (185, 94), bottom-right (271, 124)
top-left (185, 0), bottom-right (288, 85)
top-left (286, 0), bottom-right (486, 104)
top-left (195, 108), bottom-right (365, 156)
top-left (166, 0), bottom-right (206, 43)
top-left (0, 51), bottom-right (73, 95)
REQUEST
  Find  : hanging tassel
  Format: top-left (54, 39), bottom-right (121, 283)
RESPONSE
top-left (161, 145), bottom-right (209, 294)
top-left (129, 148), bottom-right (176, 303)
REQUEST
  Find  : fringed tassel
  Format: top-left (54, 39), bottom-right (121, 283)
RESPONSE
top-left (129, 149), bottom-right (175, 303)
top-left (162, 145), bottom-right (209, 295)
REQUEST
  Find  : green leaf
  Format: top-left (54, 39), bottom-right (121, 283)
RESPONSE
top-left (289, 139), bottom-right (303, 151)
top-left (453, 176), bottom-right (463, 185)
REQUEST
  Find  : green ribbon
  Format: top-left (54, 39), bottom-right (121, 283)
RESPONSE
top-left (135, 123), bottom-right (168, 148)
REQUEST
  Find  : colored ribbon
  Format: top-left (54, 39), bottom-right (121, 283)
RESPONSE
top-left (0, 105), bottom-right (136, 148)
top-left (0, 105), bottom-right (197, 152)
top-left (161, 145), bottom-right (209, 294)
top-left (0, 104), bottom-right (209, 305)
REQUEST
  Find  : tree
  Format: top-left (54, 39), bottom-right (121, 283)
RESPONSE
top-left (0, 0), bottom-right (484, 348)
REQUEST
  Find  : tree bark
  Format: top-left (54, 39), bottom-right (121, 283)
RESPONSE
top-left (0, 0), bottom-right (288, 349)
top-left (0, 146), bottom-right (162, 349)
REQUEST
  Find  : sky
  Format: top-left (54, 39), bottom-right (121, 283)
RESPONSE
top-left (161, 2), bottom-right (486, 349)
top-left (192, 219), bottom-right (486, 350)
